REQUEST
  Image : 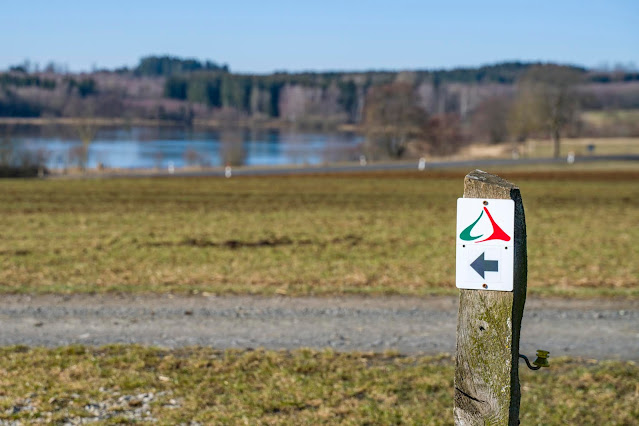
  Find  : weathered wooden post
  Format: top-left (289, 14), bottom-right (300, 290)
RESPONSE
top-left (454, 170), bottom-right (527, 425)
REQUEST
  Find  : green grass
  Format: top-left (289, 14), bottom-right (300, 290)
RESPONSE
top-left (0, 169), bottom-right (638, 297)
top-left (0, 346), bottom-right (636, 424)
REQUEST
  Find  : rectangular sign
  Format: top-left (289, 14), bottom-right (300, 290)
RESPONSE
top-left (456, 198), bottom-right (514, 291)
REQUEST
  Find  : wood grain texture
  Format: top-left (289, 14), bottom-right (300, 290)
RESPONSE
top-left (454, 170), bottom-right (527, 426)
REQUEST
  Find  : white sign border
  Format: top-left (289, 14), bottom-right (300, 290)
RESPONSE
top-left (455, 198), bottom-right (515, 291)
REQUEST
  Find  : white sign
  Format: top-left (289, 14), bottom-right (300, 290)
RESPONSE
top-left (456, 198), bottom-right (514, 291)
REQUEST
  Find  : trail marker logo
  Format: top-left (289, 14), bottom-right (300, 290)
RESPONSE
top-left (456, 198), bottom-right (514, 291)
top-left (459, 206), bottom-right (511, 243)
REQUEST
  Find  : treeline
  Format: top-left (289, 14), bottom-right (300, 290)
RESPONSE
top-left (161, 67), bottom-right (639, 125)
top-left (138, 55), bottom-right (637, 83)
top-left (0, 73), bottom-right (57, 90)
top-left (133, 55), bottom-right (229, 76)
top-left (162, 61), bottom-right (582, 111)
top-left (0, 72), bottom-right (101, 117)
top-left (589, 72), bottom-right (639, 83)
top-left (2, 56), bottom-right (639, 131)
top-left (0, 72), bottom-right (97, 96)
top-left (165, 72), bottom-right (362, 119)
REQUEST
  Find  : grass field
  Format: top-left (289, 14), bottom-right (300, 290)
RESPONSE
top-left (0, 346), bottom-right (636, 424)
top-left (582, 109), bottom-right (639, 125)
top-left (582, 109), bottom-right (639, 139)
top-left (0, 168), bottom-right (637, 297)
top-left (522, 136), bottom-right (639, 157)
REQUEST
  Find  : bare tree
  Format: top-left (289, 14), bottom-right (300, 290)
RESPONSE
top-left (363, 83), bottom-right (427, 158)
top-left (64, 98), bottom-right (100, 170)
top-left (471, 96), bottom-right (511, 144)
top-left (421, 114), bottom-right (465, 156)
top-left (512, 65), bottom-right (582, 157)
top-left (0, 124), bottom-right (15, 167)
top-left (75, 119), bottom-right (98, 170)
top-left (219, 128), bottom-right (246, 166)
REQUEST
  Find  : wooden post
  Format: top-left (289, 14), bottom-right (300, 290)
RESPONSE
top-left (454, 170), bottom-right (527, 425)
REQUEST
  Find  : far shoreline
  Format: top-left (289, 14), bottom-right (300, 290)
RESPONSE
top-left (0, 116), bottom-right (362, 133)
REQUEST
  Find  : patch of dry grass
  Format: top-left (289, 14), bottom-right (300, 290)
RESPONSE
top-left (524, 136), bottom-right (639, 157)
top-left (0, 346), bottom-right (636, 424)
top-left (0, 170), bottom-right (637, 297)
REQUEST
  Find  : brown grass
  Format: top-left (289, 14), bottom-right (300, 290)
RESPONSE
top-left (0, 168), bottom-right (637, 297)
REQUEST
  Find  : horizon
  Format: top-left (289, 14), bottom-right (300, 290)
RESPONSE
top-left (3, 0), bottom-right (638, 74)
top-left (5, 56), bottom-right (613, 76)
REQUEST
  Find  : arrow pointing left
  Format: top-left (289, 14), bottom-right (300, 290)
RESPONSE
top-left (470, 252), bottom-right (499, 278)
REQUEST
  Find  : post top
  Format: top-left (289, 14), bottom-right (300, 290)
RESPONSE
top-left (465, 170), bottom-right (518, 190)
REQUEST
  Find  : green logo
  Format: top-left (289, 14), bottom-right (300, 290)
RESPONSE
top-left (459, 210), bottom-right (484, 241)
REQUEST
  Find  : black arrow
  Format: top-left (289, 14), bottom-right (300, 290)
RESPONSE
top-left (470, 252), bottom-right (499, 278)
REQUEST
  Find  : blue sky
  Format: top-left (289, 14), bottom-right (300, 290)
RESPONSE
top-left (3, 0), bottom-right (638, 73)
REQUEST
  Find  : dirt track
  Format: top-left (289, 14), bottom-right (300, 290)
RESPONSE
top-left (1, 295), bottom-right (637, 360)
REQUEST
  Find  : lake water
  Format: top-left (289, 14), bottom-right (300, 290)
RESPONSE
top-left (5, 126), bottom-right (365, 169)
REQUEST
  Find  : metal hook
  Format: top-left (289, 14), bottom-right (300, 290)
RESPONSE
top-left (519, 350), bottom-right (549, 370)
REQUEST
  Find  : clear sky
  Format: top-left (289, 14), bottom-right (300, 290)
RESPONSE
top-left (3, 0), bottom-right (638, 73)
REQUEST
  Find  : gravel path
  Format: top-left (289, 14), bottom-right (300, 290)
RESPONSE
top-left (1, 295), bottom-right (637, 360)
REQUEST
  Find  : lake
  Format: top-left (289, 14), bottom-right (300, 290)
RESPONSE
top-left (3, 126), bottom-right (365, 169)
